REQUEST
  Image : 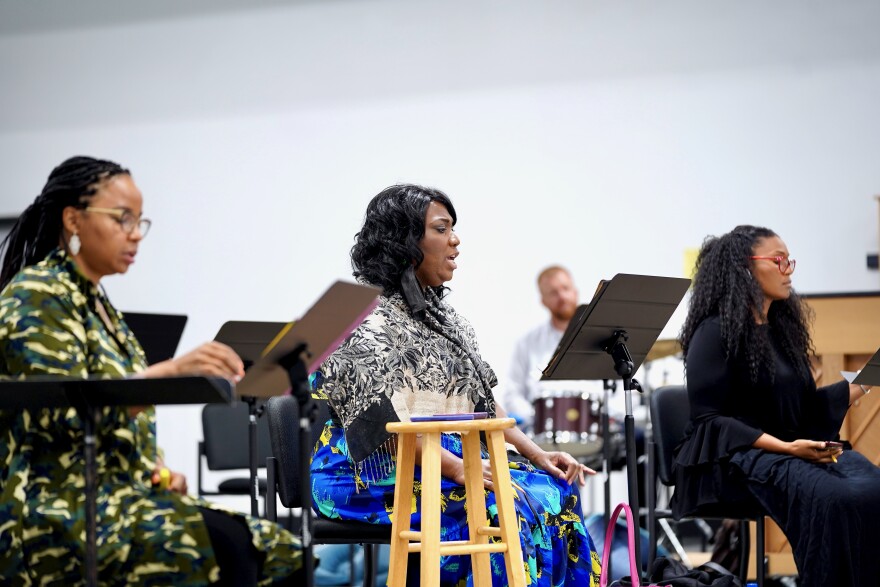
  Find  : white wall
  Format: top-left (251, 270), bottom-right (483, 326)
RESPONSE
top-left (2, 0), bottom-right (879, 512)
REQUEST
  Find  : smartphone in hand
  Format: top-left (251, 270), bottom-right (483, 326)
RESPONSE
top-left (823, 441), bottom-right (844, 450)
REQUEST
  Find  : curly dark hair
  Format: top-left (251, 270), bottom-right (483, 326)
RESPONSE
top-left (351, 184), bottom-right (457, 297)
top-left (679, 224), bottom-right (813, 384)
top-left (0, 156), bottom-right (130, 290)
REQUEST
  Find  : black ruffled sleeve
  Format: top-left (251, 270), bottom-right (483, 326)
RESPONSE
top-left (671, 317), bottom-right (763, 518)
top-left (677, 317), bottom-right (764, 462)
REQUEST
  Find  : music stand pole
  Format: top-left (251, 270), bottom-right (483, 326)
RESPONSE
top-left (279, 345), bottom-right (315, 587)
top-left (601, 379), bottom-right (614, 533)
top-left (65, 385), bottom-right (102, 587)
top-left (244, 396), bottom-right (262, 517)
top-left (604, 330), bottom-right (642, 579)
top-left (214, 324), bottom-right (291, 519)
top-left (82, 402), bottom-right (99, 587)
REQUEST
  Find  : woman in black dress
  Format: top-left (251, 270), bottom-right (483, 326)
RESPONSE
top-left (671, 224), bottom-right (880, 586)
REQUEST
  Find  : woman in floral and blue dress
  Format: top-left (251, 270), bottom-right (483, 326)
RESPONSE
top-left (310, 184), bottom-right (601, 586)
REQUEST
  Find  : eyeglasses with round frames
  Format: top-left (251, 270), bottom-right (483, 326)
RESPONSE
top-left (84, 207), bottom-right (151, 237)
top-left (749, 255), bottom-right (795, 274)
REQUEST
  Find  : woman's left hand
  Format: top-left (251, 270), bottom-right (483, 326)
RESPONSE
top-left (531, 450), bottom-right (596, 486)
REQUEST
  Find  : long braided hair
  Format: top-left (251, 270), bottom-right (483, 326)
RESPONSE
top-left (679, 224), bottom-right (813, 385)
top-left (0, 156), bottom-right (130, 290)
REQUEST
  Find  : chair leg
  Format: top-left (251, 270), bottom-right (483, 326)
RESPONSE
top-left (388, 432), bottom-right (417, 587)
top-left (756, 517), bottom-right (765, 587)
top-left (265, 457), bottom-right (278, 522)
top-left (647, 439), bottom-right (657, 570)
top-left (658, 518), bottom-right (690, 566)
top-left (363, 544), bottom-right (374, 587)
top-left (738, 520), bottom-right (750, 583)
top-left (461, 429), bottom-right (492, 586)
top-left (486, 429), bottom-right (526, 587)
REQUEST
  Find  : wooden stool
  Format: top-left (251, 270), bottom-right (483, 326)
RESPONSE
top-left (385, 417), bottom-right (526, 587)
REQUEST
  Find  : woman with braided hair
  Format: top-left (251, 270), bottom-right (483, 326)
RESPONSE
top-left (0, 156), bottom-right (301, 585)
top-left (310, 184), bottom-right (601, 586)
top-left (671, 224), bottom-right (880, 586)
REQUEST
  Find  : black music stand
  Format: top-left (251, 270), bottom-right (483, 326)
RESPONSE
top-left (123, 311), bottom-right (188, 365)
top-left (0, 375), bottom-right (234, 587)
top-left (851, 348), bottom-right (880, 388)
top-left (215, 321), bottom-right (288, 516)
top-left (235, 280), bottom-right (381, 587)
top-left (542, 273), bottom-right (690, 580)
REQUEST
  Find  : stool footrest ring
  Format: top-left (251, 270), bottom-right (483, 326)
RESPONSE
top-left (406, 542), bottom-right (510, 556)
top-left (439, 543), bottom-right (508, 556)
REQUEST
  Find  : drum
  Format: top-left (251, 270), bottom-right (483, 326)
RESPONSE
top-left (532, 391), bottom-right (604, 457)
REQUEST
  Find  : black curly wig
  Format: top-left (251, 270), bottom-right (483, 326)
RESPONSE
top-left (679, 224), bottom-right (813, 385)
top-left (351, 184), bottom-right (456, 298)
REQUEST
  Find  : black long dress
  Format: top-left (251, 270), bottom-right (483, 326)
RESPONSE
top-left (671, 316), bottom-right (880, 587)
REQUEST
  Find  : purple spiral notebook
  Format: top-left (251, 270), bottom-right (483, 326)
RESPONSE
top-left (410, 412), bottom-right (488, 422)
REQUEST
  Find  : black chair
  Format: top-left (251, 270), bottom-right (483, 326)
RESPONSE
top-left (197, 402), bottom-right (271, 510)
top-left (647, 385), bottom-right (766, 586)
top-left (264, 395), bottom-right (393, 587)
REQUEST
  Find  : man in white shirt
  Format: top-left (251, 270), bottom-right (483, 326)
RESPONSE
top-left (498, 266), bottom-right (604, 431)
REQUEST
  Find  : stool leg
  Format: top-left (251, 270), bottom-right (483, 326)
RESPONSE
top-left (485, 430), bottom-right (526, 587)
top-left (461, 430), bottom-right (492, 587)
top-left (421, 431), bottom-right (443, 587)
top-left (388, 432), bottom-right (417, 587)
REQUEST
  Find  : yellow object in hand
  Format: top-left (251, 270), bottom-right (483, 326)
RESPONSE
top-left (157, 467), bottom-right (171, 490)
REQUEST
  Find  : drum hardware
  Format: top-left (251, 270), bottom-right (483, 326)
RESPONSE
top-left (532, 390), bottom-right (607, 458)
top-left (644, 338), bottom-right (682, 363)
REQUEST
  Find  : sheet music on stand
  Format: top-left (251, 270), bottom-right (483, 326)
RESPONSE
top-left (543, 276), bottom-right (687, 382)
top-left (844, 346), bottom-right (880, 387)
top-left (123, 312), bottom-right (188, 365)
top-left (215, 321), bottom-right (287, 369)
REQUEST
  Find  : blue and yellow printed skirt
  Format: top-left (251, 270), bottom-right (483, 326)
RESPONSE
top-left (311, 421), bottom-right (601, 586)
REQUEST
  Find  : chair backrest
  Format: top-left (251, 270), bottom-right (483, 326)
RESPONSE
top-left (649, 385), bottom-right (691, 487)
top-left (202, 401), bottom-right (272, 470)
top-left (264, 395), bottom-right (330, 509)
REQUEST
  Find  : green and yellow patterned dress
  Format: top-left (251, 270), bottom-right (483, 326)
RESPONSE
top-left (0, 248), bottom-right (301, 586)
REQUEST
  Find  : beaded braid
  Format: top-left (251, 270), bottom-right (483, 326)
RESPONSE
top-left (680, 224), bottom-right (814, 385)
top-left (0, 156), bottom-right (130, 290)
